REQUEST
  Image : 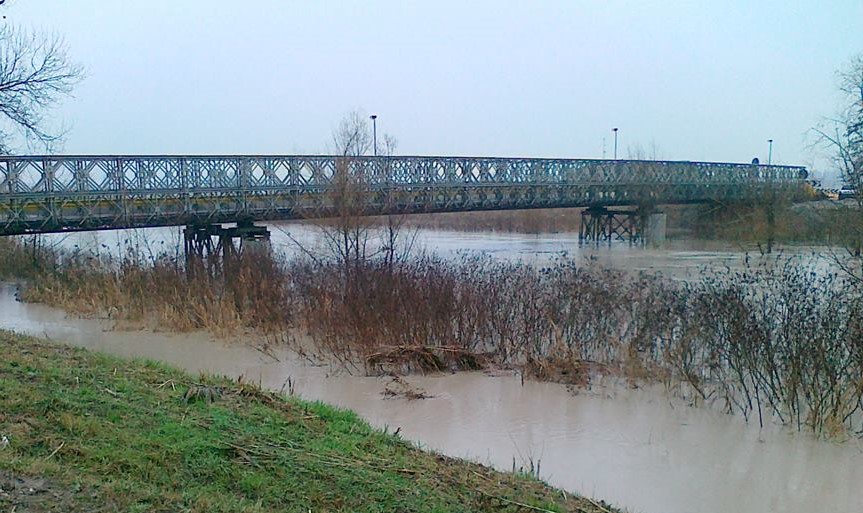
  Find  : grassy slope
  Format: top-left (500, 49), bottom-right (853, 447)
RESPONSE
top-left (0, 331), bottom-right (617, 513)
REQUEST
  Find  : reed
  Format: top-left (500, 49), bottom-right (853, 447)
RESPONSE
top-left (5, 236), bottom-right (294, 334)
top-left (290, 253), bottom-right (863, 436)
top-left (3, 234), bottom-right (862, 437)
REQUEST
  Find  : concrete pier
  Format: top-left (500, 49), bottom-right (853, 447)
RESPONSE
top-left (643, 212), bottom-right (667, 247)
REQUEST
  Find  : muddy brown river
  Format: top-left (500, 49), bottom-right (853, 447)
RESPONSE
top-left (37, 222), bottom-right (776, 275)
top-left (1, 227), bottom-right (861, 513)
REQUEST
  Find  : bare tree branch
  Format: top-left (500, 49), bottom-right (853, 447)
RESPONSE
top-left (331, 110), bottom-right (372, 157)
top-left (812, 54), bottom-right (863, 279)
top-left (0, 24), bottom-right (83, 154)
top-left (285, 111), bottom-right (414, 277)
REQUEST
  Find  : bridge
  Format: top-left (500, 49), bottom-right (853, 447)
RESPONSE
top-left (0, 155), bottom-right (807, 244)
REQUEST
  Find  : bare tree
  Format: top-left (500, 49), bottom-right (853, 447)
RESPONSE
top-left (837, 56), bottom-right (863, 194)
top-left (0, 23), bottom-right (83, 153)
top-left (318, 111), bottom-right (415, 273)
top-left (321, 111), bottom-right (375, 275)
top-left (625, 141), bottom-right (663, 161)
top-left (814, 54), bottom-right (863, 279)
top-left (331, 110), bottom-right (372, 157)
top-left (815, 56), bottom-right (862, 196)
top-left (377, 132), bottom-right (419, 268)
top-left (280, 111), bottom-right (415, 275)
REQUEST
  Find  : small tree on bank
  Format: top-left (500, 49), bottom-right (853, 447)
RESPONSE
top-left (325, 111), bottom-right (375, 274)
top-left (283, 111), bottom-right (415, 280)
top-left (833, 56), bottom-right (863, 196)
top-left (815, 55), bottom-right (863, 280)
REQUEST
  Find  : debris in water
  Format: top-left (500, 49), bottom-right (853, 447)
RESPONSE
top-left (382, 376), bottom-right (432, 401)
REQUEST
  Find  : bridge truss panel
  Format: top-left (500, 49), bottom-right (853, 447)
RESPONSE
top-left (0, 155), bottom-right (807, 235)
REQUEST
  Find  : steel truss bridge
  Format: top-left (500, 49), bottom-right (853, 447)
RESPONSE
top-left (0, 155), bottom-right (807, 236)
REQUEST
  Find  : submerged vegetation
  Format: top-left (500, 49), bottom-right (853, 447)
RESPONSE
top-left (1, 235), bottom-right (292, 335)
top-left (0, 330), bottom-right (609, 512)
top-left (1, 234), bottom-right (862, 438)
top-left (293, 252), bottom-right (863, 437)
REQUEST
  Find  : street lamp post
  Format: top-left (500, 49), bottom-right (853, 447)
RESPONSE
top-left (766, 138), bottom-right (776, 253)
top-left (612, 128), bottom-right (619, 160)
top-left (370, 115), bottom-right (378, 156)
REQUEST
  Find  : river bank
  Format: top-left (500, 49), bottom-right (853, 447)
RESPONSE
top-left (2, 283), bottom-right (863, 513)
top-left (0, 330), bottom-right (616, 513)
top-left (3, 228), bottom-right (863, 513)
top-left (6, 230), bottom-right (861, 438)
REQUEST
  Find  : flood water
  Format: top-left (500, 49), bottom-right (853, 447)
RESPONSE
top-left (32, 221), bottom-right (828, 278)
top-left (1, 228), bottom-right (861, 513)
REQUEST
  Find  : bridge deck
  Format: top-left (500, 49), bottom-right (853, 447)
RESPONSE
top-left (0, 155), bottom-right (807, 235)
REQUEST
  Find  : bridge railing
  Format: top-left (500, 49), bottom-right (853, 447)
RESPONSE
top-left (0, 155), bottom-right (807, 235)
top-left (0, 155), bottom-right (805, 194)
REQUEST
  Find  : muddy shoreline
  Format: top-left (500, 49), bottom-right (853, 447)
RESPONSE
top-left (2, 282), bottom-right (862, 513)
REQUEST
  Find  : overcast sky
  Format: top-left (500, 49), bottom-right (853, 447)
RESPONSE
top-left (4, 1), bottom-right (862, 180)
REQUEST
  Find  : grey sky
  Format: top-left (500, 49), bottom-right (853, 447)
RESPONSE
top-left (4, 1), bottom-right (862, 179)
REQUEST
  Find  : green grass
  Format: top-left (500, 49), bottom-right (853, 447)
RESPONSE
top-left (0, 331), bottom-right (617, 513)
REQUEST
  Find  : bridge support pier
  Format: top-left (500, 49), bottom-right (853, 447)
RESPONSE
top-left (183, 222), bottom-right (270, 271)
top-left (641, 211), bottom-right (667, 248)
top-left (579, 207), bottom-right (640, 244)
top-left (578, 207), bottom-right (666, 247)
